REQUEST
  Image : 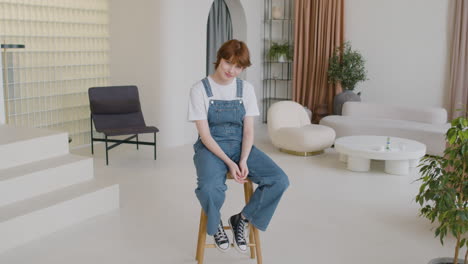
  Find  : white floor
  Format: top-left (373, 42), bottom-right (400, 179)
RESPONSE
top-left (0, 124), bottom-right (457, 264)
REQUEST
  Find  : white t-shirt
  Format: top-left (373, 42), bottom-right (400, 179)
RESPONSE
top-left (188, 76), bottom-right (260, 121)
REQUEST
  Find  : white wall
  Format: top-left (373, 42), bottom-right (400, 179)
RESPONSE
top-left (110, 0), bottom-right (263, 147)
top-left (0, 50), bottom-right (4, 124)
top-left (345, 0), bottom-right (452, 109)
top-left (109, 0), bottom-right (161, 142)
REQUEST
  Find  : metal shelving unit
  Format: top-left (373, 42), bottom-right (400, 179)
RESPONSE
top-left (262, 0), bottom-right (294, 122)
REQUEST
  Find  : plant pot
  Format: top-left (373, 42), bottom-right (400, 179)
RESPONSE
top-left (428, 257), bottom-right (464, 264)
top-left (272, 6), bottom-right (282, 19)
top-left (333, 90), bottom-right (361, 115)
top-left (312, 104), bottom-right (329, 124)
top-left (278, 54), bottom-right (287, 62)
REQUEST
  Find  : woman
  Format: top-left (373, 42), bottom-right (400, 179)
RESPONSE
top-left (188, 39), bottom-right (289, 253)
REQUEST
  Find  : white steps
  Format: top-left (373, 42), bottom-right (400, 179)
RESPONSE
top-left (0, 154), bottom-right (93, 207)
top-left (0, 124), bottom-right (120, 254)
top-left (0, 179), bottom-right (119, 253)
top-left (0, 125), bottom-right (68, 170)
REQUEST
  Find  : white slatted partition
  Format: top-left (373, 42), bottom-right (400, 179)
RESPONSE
top-left (0, 0), bottom-right (110, 147)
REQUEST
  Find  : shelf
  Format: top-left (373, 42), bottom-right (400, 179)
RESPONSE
top-left (263, 0), bottom-right (294, 122)
top-left (1, 44), bottom-right (25, 49)
top-left (264, 19), bottom-right (294, 22)
top-left (263, 38), bottom-right (294, 43)
top-left (263, 97), bottom-right (292, 101)
top-left (264, 61), bottom-right (292, 63)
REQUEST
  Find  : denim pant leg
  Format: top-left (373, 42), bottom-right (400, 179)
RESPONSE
top-left (241, 146), bottom-right (289, 231)
top-left (193, 144), bottom-right (228, 235)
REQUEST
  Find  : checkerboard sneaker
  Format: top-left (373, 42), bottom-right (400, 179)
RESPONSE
top-left (213, 220), bottom-right (230, 252)
top-left (229, 213), bottom-right (249, 253)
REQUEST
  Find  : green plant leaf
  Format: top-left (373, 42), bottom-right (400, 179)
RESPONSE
top-left (268, 42), bottom-right (293, 60)
top-left (461, 118), bottom-right (468, 127)
top-left (415, 112), bottom-right (468, 257)
top-left (447, 128), bottom-right (456, 144)
top-left (463, 130), bottom-right (468, 141)
top-left (327, 41), bottom-right (367, 91)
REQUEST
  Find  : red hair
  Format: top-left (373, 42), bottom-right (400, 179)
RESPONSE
top-left (214, 39), bottom-right (252, 69)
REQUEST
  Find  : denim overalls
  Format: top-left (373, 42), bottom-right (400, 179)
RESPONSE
top-left (193, 77), bottom-right (289, 235)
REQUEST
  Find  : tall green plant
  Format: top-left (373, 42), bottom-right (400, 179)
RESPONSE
top-left (416, 114), bottom-right (468, 264)
top-left (327, 42), bottom-right (367, 91)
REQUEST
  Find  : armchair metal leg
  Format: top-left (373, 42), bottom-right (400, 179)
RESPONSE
top-left (136, 134), bottom-right (139, 150)
top-left (90, 115), bottom-right (94, 155)
top-left (154, 132), bottom-right (157, 160)
top-left (105, 135), bottom-right (109, 165)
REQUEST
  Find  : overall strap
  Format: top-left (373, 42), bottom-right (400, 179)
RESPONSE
top-left (236, 78), bottom-right (243, 98)
top-left (201, 78), bottom-right (213, 97)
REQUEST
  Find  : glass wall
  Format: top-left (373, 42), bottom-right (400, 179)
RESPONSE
top-left (0, 0), bottom-right (110, 147)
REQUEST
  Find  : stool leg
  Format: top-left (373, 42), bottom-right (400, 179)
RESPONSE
top-left (244, 181), bottom-right (256, 259)
top-left (196, 209), bottom-right (207, 264)
top-left (252, 227), bottom-right (263, 264)
top-left (249, 225), bottom-right (256, 259)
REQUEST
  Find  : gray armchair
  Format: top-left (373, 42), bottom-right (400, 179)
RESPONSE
top-left (88, 85), bottom-right (159, 165)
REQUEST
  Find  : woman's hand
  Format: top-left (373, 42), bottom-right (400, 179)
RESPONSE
top-left (237, 159), bottom-right (249, 183)
top-left (228, 161), bottom-right (246, 184)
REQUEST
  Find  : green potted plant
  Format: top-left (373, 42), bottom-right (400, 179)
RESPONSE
top-left (416, 114), bottom-right (468, 264)
top-left (327, 41), bottom-right (368, 115)
top-left (268, 42), bottom-right (292, 62)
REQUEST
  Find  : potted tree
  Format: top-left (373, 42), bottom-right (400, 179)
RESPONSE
top-left (268, 42), bottom-right (293, 63)
top-left (327, 41), bottom-right (368, 115)
top-left (416, 114), bottom-right (468, 264)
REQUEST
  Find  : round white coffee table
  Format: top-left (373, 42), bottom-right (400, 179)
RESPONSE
top-left (335, 136), bottom-right (426, 175)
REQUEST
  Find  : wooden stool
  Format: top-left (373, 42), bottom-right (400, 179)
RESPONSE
top-left (195, 173), bottom-right (262, 264)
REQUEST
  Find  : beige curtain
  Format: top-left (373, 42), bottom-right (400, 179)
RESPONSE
top-left (449, 0), bottom-right (468, 119)
top-left (292, 0), bottom-right (344, 117)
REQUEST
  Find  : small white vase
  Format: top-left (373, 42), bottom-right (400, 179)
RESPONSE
top-left (278, 54), bottom-right (286, 62)
top-left (272, 6), bottom-right (282, 19)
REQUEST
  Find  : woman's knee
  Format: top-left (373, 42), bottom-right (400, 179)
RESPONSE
top-left (275, 171), bottom-right (289, 192)
top-left (195, 182), bottom-right (227, 199)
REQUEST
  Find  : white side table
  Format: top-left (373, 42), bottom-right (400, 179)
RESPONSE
top-left (335, 136), bottom-right (427, 175)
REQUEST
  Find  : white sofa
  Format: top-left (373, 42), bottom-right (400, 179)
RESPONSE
top-left (319, 102), bottom-right (450, 156)
top-left (268, 101), bottom-right (335, 155)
